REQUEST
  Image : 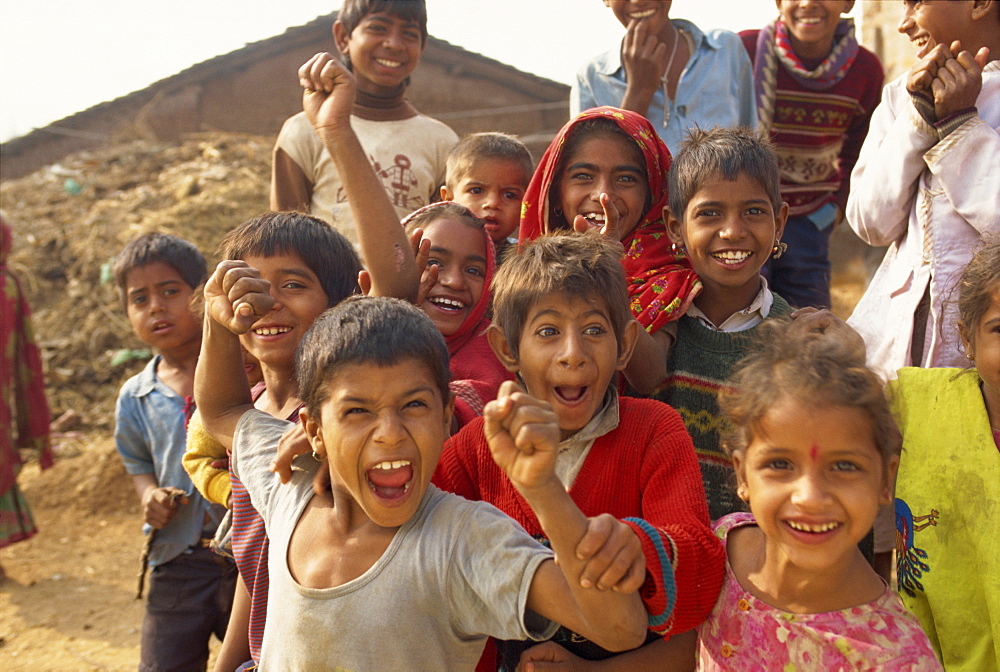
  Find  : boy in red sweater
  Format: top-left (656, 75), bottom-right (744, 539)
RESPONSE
top-left (435, 233), bottom-right (724, 671)
top-left (741, 1), bottom-right (883, 309)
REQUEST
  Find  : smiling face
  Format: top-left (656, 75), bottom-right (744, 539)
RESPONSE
top-left (556, 132), bottom-right (649, 240)
top-left (303, 358), bottom-right (452, 529)
top-left (960, 284), bottom-right (1000, 429)
top-left (733, 396), bottom-right (896, 574)
top-left (239, 251), bottom-right (330, 372)
top-left (776, 0), bottom-right (855, 60)
top-left (334, 10), bottom-right (423, 93)
top-left (124, 262), bottom-right (201, 355)
top-left (492, 291), bottom-right (636, 440)
top-left (605, 0), bottom-right (673, 35)
top-left (443, 158), bottom-right (529, 244)
top-left (419, 216), bottom-right (488, 337)
top-left (666, 171), bottom-right (787, 324)
top-left (898, 0), bottom-right (976, 58)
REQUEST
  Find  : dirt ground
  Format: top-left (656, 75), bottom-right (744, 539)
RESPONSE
top-left (0, 129), bottom-right (877, 670)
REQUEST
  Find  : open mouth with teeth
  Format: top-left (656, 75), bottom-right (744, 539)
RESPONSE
top-left (629, 8), bottom-right (657, 20)
top-left (253, 326), bottom-right (292, 337)
top-left (375, 58), bottom-right (403, 69)
top-left (786, 520), bottom-right (841, 534)
top-left (367, 460), bottom-right (413, 502)
top-left (428, 297), bottom-right (467, 313)
top-left (151, 320), bottom-right (173, 334)
top-left (712, 250), bottom-right (752, 265)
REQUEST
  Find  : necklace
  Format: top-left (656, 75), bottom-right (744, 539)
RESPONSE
top-left (660, 22), bottom-right (688, 127)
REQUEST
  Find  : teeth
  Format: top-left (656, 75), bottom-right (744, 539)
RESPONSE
top-left (372, 460), bottom-right (411, 470)
top-left (583, 213), bottom-right (606, 223)
top-left (916, 37), bottom-right (928, 47)
top-left (788, 521), bottom-right (838, 533)
top-left (713, 250), bottom-right (751, 264)
top-left (629, 9), bottom-right (656, 19)
top-left (798, 17), bottom-right (822, 25)
top-left (376, 58), bottom-right (402, 68)
top-left (430, 297), bottom-right (465, 310)
top-left (254, 326), bottom-right (291, 336)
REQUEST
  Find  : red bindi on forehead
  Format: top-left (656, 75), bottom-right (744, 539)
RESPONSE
top-left (810, 442), bottom-right (819, 462)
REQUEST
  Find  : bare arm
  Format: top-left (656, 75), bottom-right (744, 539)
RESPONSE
top-left (624, 327), bottom-right (670, 395)
top-left (270, 146), bottom-right (312, 213)
top-left (214, 575), bottom-right (252, 672)
top-left (194, 261), bottom-right (274, 449)
top-left (297, 53), bottom-right (419, 302)
top-left (485, 382), bottom-right (646, 652)
top-left (517, 630), bottom-right (697, 671)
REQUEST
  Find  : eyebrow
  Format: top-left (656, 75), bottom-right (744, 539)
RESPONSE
top-left (275, 267), bottom-right (317, 280)
top-left (340, 386), bottom-right (436, 404)
top-left (428, 245), bottom-right (487, 265)
top-left (694, 198), bottom-right (771, 207)
top-left (529, 308), bottom-right (611, 322)
top-left (128, 279), bottom-right (182, 297)
top-left (566, 161), bottom-right (645, 176)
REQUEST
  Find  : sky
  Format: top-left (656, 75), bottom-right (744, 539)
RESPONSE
top-left (0, 1), bottom-right (791, 143)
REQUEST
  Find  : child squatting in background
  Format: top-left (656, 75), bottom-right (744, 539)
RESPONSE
top-left (741, 0), bottom-right (883, 309)
top-left (519, 106), bottom-right (702, 395)
top-left (696, 315), bottom-right (941, 671)
top-left (656, 126), bottom-right (792, 522)
top-left (111, 233), bottom-right (235, 672)
top-left (436, 233), bottom-right (723, 671)
top-left (891, 239), bottom-right (1000, 670)
top-left (847, 0), bottom-right (1000, 378)
top-left (440, 131), bottom-right (534, 264)
top-left (572, 0), bottom-right (756, 155)
top-left (270, 0), bottom-right (457, 246)
top-left (197, 291), bottom-right (648, 669)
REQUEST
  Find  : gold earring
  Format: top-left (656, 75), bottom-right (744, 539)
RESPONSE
top-left (771, 241), bottom-right (788, 259)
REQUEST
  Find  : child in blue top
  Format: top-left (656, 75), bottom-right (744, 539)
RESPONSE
top-left (572, 0), bottom-right (756, 155)
top-left (112, 232), bottom-right (235, 672)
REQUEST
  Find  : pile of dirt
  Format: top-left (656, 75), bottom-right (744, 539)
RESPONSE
top-left (2, 131), bottom-right (274, 434)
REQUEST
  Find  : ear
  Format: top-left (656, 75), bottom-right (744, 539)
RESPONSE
top-left (971, 0), bottom-right (995, 21)
top-left (486, 324), bottom-right (521, 375)
top-left (731, 449), bottom-right (749, 501)
top-left (300, 408), bottom-right (326, 459)
top-left (774, 201), bottom-right (790, 243)
top-left (958, 318), bottom-right (974, 361)
top-left (616, 319), bottom-right (640, 371)
top-left (333, 20), bottom-right (351, 56)
top-left (443, 391), bottom-right (456, 434)
top-left (880, 455), bottom-right (900, 506)
top-left (664, 206), bottom-right (685, 246)
top-left (440, 185), bottom-right (453, 202)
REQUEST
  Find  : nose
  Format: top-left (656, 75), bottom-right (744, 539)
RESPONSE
top-left (148, 293), bottom-right (166, 314)
top-left (383, 25), bottom-right (404, 50)
top-left (483, 190), bottom-right (501, 211)
top-left (790, 470), bottom-right (832, 510)
top-left (592, 174), bottom-right (614, 201)
top-left (373, 410), bottom-right (406, 445)
top-left (898, 6), bottom-right (914, 34)
top-left (558, 331), bottom-right (587, 369)
top-left (718, 213), bottom-right (749, 241)
top-left (436, 264), bottom-right (466, 291)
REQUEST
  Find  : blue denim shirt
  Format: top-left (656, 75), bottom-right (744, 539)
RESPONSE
top-left (571, 19), bottom-right (757, 156)
top-left (114, 356), bottom-right (225, 566)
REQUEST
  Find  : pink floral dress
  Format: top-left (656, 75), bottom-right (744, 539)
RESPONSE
top-left (698, 512), bottom-right (941, 671)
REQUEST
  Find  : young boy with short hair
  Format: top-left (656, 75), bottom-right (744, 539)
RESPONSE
top-left (111, 232), bottom-right (235, 672)
top-left (572, 0), bottom-right (756, 155)
top-left (741, 0), bottom-right (884, 309)
top-left (271, 0), bottom-right (458, 246)
top-left (436, 233), bottom-right (724, 670)
top-left (440, 132), bottom-right (534, 261)
top-left (195, 292), bottom-right (648, 669)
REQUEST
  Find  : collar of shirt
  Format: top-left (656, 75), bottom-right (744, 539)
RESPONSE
top-left (554, 387), bottom-right (620, 488)
top-left (128, 355), bottom-right (181, 399)
top-left (687, 277), bottom-right (774, 332)
top-left (596, 19), bottom-right (715, 77)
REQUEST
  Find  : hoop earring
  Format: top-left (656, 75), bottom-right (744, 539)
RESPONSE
top-left (671, 242), bottom-right (687, 258)
top-left (771, 241), bottom-right (788, 259)
top-left (311, 451), bottom-right (323, 462)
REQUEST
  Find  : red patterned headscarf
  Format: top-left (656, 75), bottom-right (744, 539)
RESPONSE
top-left (519, 107), bottom-right (700, 334)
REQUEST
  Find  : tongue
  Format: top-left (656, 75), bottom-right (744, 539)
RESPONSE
top-left (367, 465), bottom-right (413, 490)
top-left (556, 387), bottom-right (585, 402)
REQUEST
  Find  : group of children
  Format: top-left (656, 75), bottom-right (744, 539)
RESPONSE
top-left (58, 0), bottom-right (996, 670)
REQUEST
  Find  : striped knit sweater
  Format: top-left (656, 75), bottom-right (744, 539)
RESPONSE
top-left (654, 294), bottom-right (793, 522)
top-left (740, 30), bottom-right (883, 217)
top-left (435, 397), bottom-right (724, 665)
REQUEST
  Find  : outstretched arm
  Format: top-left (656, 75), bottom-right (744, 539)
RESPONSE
top-left (485, 382), bottom-right (646, 653)
top-left (297, 53), bottom-right (419, 301)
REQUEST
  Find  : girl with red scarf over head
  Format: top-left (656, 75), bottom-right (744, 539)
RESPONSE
top-left (401, 202), bottom-right (513, 430)
top-left (519, 107), bottom-right (700, 393)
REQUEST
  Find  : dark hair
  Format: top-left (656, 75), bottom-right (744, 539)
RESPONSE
top-left (548, 118), bottom-right (648, 230)
top-left (218, 212), bottom-right (360, 309)
top-left (113, 233), bottom-right (206, 307)
top-left (401, 202), bottom-right (485, 237)
top-left (296, 296), bottom-right (450, 414)
top-left (337, 0), bottom-right (428, 45)
top-left (719, 317), bottom-right (901, 464)
top-left (445, 132), bottom-right (534, 191)
top-left (958, 237), bottom-right (1000, 355)
top-left (491, 233), bottom-right (630, 359)
top-left (669, 126), bottom-right (781, 217)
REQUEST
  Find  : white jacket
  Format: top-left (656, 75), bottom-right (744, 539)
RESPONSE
top-left (847, 61), bottom-right (1000, 380)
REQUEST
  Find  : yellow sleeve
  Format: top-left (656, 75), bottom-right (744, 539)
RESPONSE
top-left (183, 409), bottom-right (233, 507)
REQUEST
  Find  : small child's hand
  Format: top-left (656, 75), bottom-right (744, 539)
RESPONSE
top-left (790, 308), bottom-right (867, 364)
top-left (931, 42), bottom-right (989, 120)
top-left (299, 52), bottom-right (356, 134)
top-left (621, 17), bottom-right (671, 99)
top-left (409, 229), bottom-right (440, 307)
top-left (515, 641), bottom-right (588, 672)
top-left (204, 260), bottom-right (274, 335)
top-left (484, 381), bottom-right (561, 493)
top-left (271, 421), bottom-right (311, 484)
top-left (142, 486), bottom-right (188, 530)
top-left (574, 513), bottom-right (646, 592)
top-left (572, 193), bottom-right (626, 246)
top-left (907, 42), bottom-right (951, 97)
